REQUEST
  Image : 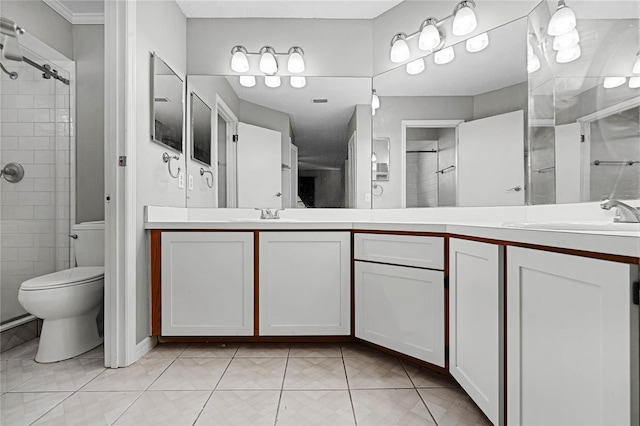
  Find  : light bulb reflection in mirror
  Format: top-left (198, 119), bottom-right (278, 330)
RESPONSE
top-left (555, 44), bottom-right (581, 63)
top-left (239, 75), bottom-right (256, 87)
top-left (265, 75), bottom-right (281, 88)
top-left (466, 33), bottom-right (489, 53)
top-left (290, 76), bottom-right (306, 88)
top-left (603, 76), bottom-right (626, 89)
top-left (406, 58), bottom-right (425, 75)
top-left (434, 46), bottom-right (455, 65)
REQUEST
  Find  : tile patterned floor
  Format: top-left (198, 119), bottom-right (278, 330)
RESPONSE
top-left (0, 340), bottom-right (492, 425)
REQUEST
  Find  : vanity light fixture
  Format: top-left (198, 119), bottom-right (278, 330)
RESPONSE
top-left (287, 47), bottom-right (305, 73)
top-left (628, 76), bottom-right (640, 88)
top-left (434, 46), bottom-right (455, 65)
top-left (553, 28), bottom-right (579, 50)
top-left (527, 40), bottom-right (540, 73)
top-left (390, 33), bottom-right (411, 63)
top-left (547, 0), bottom-right (576, 36)
top-left (418, 18), bottom-right (443, 51)
top-left (555, 44), bottom-right (581, 63)
top-left (264, 75), bottom-right (281, 88)
top-left (290, 76), bottom-right (306, 88)
top-left (259, 46), bottom-right (278, 75)
top-left (371, 89), bottom-right (380, 116)
top-left (465, 32), bottom-right (489, 53)
top-left (452, 0), bottom-right (478, 36)
top-left (406, 58), bottom-right (425, 75)
top-left (230, 46), bottom-right (250, 73)
top-left (239, 75), bottom-right (256, 88)
top-left (632, 52), bottom-right (640, 74)
top-left (603, 76), bottom-right (626, 89)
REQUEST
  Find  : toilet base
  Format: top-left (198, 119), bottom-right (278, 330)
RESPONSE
top-left (35, 305), bottom-right (103, 363)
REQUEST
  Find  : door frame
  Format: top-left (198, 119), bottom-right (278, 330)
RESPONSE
top-left (215, 94), bottom-right (238, 208)
top-left (400, 120), bottom-right (463, 208)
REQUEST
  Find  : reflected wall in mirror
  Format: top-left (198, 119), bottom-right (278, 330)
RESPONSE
top-left (190, 92), bottom-right (212, 166)
top-left (372, 138), bottom-right (390, 181)
top-left (527, 0), bottom-right (640, 204)
top-left (185, 75), bottom-right (372, 209)
top-left (372, 18), bottom-right (528, 208)
top-left (151, 53), bottom-right (184, 153)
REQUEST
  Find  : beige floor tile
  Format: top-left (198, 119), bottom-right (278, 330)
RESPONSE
top-left (283, 357), bottom-right (348, 390)
top-left (217, 358), bottom-right (286, 390)
top-left (81, 358), bottom-right (173, 391)
top-left (143, 343), bottom-right (189, 358)
top-left (402, 361), bottom-right (459, 388)
top-left (0, 359), bottom-right (52, 393)
top-left (195, 390), bottom-right (280, 426)
top-left (32, 391), bottom-right (141, 426)
top-left (113, 390), bottom-right (210, 426)
top-left (149, 358), bottom-right (231, 390)
top-left (289, 343), bottom-right (342, 357)
top-left (276, 390), bottom-right (355, 426)
top-left (0, 339), bottom-right (39, 360)
top-left (0, 392), bottom-right (71, 426)
top-left (341, 343), bottom-right (387, 357)
top-left (74, 344), bottom-right (104, 359)
top-left (12, 358), bottom-right (105, 392)
top-left (235, 342), bottom-right (290, 357)
top-left (344, 356), bottom-right (413, 389)
top-left (179, 342), bottom-right (238, 358)
top-left (418, 387), bottom-right (492, 426)
top-left (352, 389), bottom-right (436, 425)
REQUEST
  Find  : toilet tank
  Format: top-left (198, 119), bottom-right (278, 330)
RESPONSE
top-left (72, 221), bottom-right (105, 266)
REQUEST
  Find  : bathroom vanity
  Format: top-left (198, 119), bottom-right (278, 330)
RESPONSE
top-left (146, 211), bottom-right (639, 426)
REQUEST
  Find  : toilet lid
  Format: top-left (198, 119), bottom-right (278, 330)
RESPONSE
top-left (21, 267), bottom-right (104, 290)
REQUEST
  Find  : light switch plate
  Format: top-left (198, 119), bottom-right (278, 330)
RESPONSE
top-left (188, 175), bottom-right (194, 190)
top-left (178, 172), bottom-right (184, 189)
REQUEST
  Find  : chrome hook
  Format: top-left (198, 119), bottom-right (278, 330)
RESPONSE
top-left (200, 168), bottom-right (214, 189)
top-left (162, 152), bottom-right (180, 179)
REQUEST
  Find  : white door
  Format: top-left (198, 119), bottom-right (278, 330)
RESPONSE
top-left (554, 122), bottom-right (583, 203)
top-left (237, 122), bottom-right (282, 208)
top-left (507, 247), bottom-right (637, 426)
top-left (457, 110), bottom-right (525, 206)
top-left (449, 239), bottom-right (503, 425)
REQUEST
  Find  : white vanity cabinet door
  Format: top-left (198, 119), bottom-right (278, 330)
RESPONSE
top-left (507, 247), bottom-right (638, 426)
top-left (355, 261), bottom-right (445, 366)
top-left (161, 232), bottom-right (254, 336)
top-left (449, 239), bottom-right (503, 426)
top-left (259, 232), bottom-right (350, 336)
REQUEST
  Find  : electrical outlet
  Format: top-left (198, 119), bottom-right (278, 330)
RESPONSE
top-left (188, 174), bottom-right (194, 190)
top-left (178, 172), bottom-right (184, 189)
top-left (365, 193), bottom-right (371, 202)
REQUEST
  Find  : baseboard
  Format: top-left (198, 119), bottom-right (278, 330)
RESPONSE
top-left (133, 335), bottom-right (157, 361)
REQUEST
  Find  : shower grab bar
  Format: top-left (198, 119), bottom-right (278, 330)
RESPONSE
top-left (435, 165), bottom-right (455, 174)
top-left (593, 160), bottom-right (639, 166)
top-left (200, 168), bottom-right (214, 188)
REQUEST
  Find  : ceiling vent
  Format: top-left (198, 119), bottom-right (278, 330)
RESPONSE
top-left (312, 98), bottom-right (328, 103)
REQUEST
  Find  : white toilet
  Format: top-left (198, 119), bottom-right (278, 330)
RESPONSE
top-left (18, 221), bottom-right (105, 363)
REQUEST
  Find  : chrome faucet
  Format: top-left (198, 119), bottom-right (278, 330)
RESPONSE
top-left (600, 199), bottom-right (640, 223)
top-left (255, 208), bottom-right (284, 219)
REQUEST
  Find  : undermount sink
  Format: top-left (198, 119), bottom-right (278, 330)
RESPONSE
top-left (502, 221), bottom-right (640, 232)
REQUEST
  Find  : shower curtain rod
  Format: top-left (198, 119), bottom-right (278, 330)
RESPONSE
top-left (0, 42), bottom-right (70, 85)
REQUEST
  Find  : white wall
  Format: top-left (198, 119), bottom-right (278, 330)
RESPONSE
top-left (135, 0), bottom-right (187, 343)
top-left (347, 105), bottom-right (373, 209)
top-left (187, 18), bottom-right (373, 76)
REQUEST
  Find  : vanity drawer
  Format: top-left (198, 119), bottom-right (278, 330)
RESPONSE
top-left (354, 233), bottom-right (444, 270)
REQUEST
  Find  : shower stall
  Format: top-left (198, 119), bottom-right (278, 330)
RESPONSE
top-left (0, 19), bottom-right (75, 351)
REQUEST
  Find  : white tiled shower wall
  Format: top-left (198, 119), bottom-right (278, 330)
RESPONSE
top-left (1, 59), bottom-right (75, 325)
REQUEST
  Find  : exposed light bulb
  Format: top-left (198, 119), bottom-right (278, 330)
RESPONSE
top-left (633, 55), bottom-right (640, 74)
top-left (528, 55), bottom-right (541, 73)
top-left (603, 77), bottom-right (626, 89)
top-left (239, 75), bottom-right (256, 87)
top-left (371, 90), bottom-right (380, 110)
top-left (406, 58), bottom-right (425, 75)
top-left (390, 33), bottom-right (410, 63)
top-left (230, 46), bottom-right (249, 73)
top-left (466, 32), bottom-right (489, 53)
top-left (452, 1), bottom-right (477, 36)
top-left (287, 47), bottom-right (305, 73)
top-left (555, 44), bottom-right (581, 63)
top-left (264, 75), bottom-right (281, 88)
top-left (418, 19), bottom-right (441, 51)
top-left (434, 46), bottom-right (455, 65)
top-left (290, 76), bottom-right (306, 88)
top-left (259, 46), bottom-right (278, 75)
top-left (553, 28), bottom-right (579, 50)
top-left (548, 1), bottom-right (576, 36)
top-left (629, 76), bottom-right (640, 88)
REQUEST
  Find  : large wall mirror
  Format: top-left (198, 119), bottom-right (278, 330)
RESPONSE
top-left (151, 53), bottom-right (184, 153)
top-left (527, 0), bottom-right (640, 204)
top-left (371, 17), bottom-right (528, 208)
top-left (184, 75), bottom-right (372, 209)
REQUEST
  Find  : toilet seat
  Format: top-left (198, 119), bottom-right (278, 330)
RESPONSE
top-left (21, 266), bottom-right (105, 291)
